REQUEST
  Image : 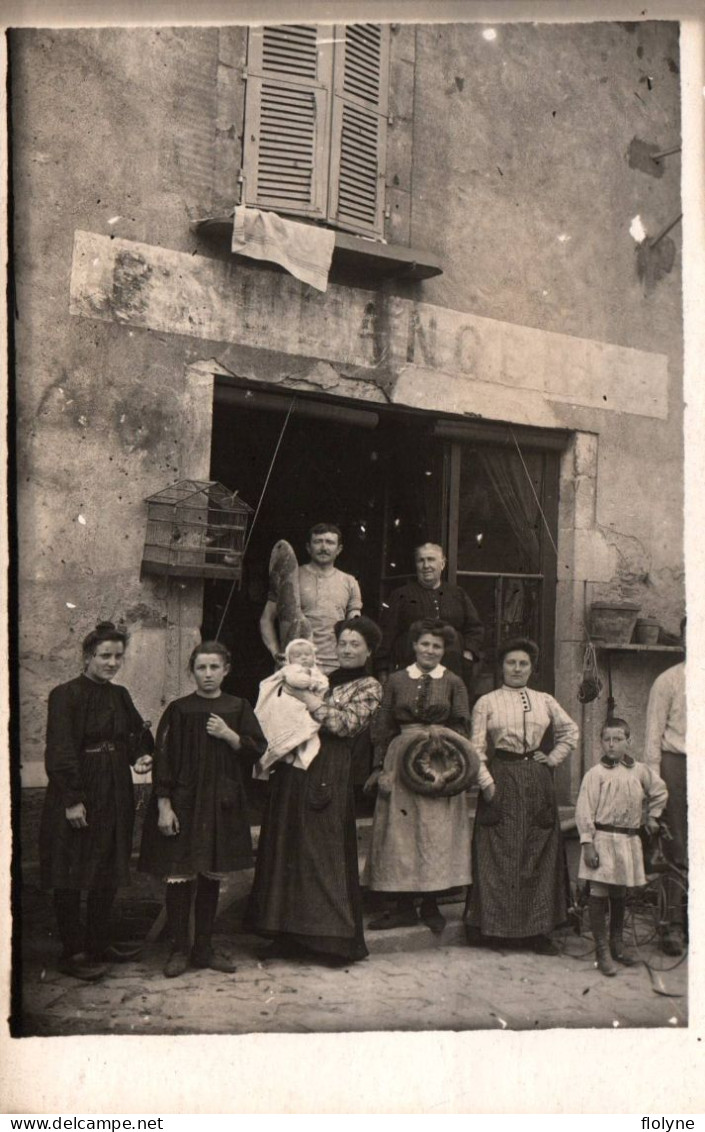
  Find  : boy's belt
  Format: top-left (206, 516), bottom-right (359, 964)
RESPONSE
top-left (595, 822), bottom-right (640, 836)
top-left (84, 741), bottom-right (117, 755)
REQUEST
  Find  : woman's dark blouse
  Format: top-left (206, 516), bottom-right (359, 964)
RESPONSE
top-left (139, 691), bottom-right (267, 877)
top-left (39, 674), bottom-right (154, 889)
top-left (372, 667), bottom-right (471, 762)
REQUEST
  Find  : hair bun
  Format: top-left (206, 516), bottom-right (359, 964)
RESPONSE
top-left (95, 620), bottom-right (117, 631)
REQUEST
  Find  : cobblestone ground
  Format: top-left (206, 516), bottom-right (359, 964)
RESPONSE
top-left (16, 872), bottom-right (687, 1036)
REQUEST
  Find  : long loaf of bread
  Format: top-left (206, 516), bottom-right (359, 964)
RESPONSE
top-left (269, 539), bottom-right (312, 648)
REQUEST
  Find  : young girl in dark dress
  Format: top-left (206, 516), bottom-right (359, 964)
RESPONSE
top-left (139, 641), bottom-right (267, 978)
top-left (39, 621), bottom-right (154, 981)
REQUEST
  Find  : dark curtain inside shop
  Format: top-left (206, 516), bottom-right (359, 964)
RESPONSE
top-left (479, 449), bottom-right (541, 573)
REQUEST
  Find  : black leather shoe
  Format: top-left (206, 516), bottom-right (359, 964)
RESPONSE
top-left (164, 949), bottom-right (189, 978)
top-left (530, 934), bottom-right (560, 956)
top-left (92, 942), bottom-right (143, 963)
top-left (57, 952), bottom-right (108, 981)
top-left (419, 903), bottom-right (446, 934)
top-left (191, 948), bottom-right (237, 974)
top-left (660, 927), bottom-right (684, 956)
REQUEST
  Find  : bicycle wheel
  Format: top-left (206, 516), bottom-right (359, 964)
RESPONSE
top-left (627, 882), bottom-right (659, 947)
top-left (629, 874), bottom-right (688, 971)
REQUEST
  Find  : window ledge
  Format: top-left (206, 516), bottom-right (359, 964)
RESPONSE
top-left (194, 217), bottom-right (443, 282)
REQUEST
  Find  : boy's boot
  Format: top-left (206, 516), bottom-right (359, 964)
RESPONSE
top-left (589, 896), bottom-right (617, 976)
top-left (609, 894), bottom-right (637, 965)
top-left (164, 881), bottom-right (193, 978)
top-left (191, 875), bottom-right (237, 974)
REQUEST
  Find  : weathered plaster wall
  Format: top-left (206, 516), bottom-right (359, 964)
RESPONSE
top-left (12, 28), bottom-right (224, 779)
top-left (411, 21), bottom-right (682, 351)
top-left (13, 22), bottom-right (684, 791)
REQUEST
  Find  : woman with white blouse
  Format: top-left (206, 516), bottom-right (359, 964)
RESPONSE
top-left (464, 637), bottom-right (579, 954)
top-left (365, 619), bottom-right (492, 933)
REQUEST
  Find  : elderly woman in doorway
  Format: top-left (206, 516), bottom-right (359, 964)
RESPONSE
top-left (245, 615), bottom-right (383, 964)
top-left (377, 543), bottom-right (484, 687)
top-left (364, 619), bottom-right (495, 933)
top-left (39, 621), bottom-right (154, 981)
top-left (464, 637), bottom-right (579, 954)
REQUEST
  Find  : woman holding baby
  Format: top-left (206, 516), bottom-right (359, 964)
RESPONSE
top-left (245, 616), bottom-right (383, 964)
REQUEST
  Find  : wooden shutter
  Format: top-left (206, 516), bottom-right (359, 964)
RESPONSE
top-left (242, 25), bottom-right (334, 218)
top-left (328, 24), bottom-right (390, 238)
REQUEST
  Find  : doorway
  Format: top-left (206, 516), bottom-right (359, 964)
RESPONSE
top-left (205, 382), bottom-right (445, 707)
top-left (204, 380), bottom-right (562, 705)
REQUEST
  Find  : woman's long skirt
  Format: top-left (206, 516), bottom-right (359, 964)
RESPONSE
top-left (244, 735), bottom-right (368, 961)
top-left (465, 756), bottom-right (567, 938)
top-left (39, 743), bottom-right (135, 890)
top-left (365, 729), bottom-right (473, 892)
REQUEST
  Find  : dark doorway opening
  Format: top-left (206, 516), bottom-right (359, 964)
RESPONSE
top-left (205, 382), bottom-right (561, 698)
top-left (204, 382), bottom-right (445, 707)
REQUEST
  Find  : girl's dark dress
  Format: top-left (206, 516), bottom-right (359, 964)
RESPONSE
top-left (138, 692), bottom-right (266, 878)
top-left (39, 674), bottom-right (154, 891)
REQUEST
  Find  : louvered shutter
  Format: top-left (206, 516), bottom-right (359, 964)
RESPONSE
top-left (327, 24), bottom-right (390, 238)
top-left (242, 25), bottom-right (334, 218)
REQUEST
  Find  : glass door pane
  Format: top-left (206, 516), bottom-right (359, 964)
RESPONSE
top-left (453, 443), bottom-right (557, 693)
top-left (457, 446), bottom-right (544, 574)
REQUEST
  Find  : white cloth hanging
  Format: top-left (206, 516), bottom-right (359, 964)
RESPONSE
top-left (232, 206), bottom-right (335, 292)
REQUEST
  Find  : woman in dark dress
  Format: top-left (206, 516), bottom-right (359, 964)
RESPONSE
top-left (464, 637), bottom-right (579, 954)
top-left (246, 616), bottom-right (383, 964)
top-left (39, 621), bottom-right (154, 981)
top-left (139, 640), bottom-right (267, 978)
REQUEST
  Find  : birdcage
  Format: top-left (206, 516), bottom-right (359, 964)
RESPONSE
top-left (142, 480), bottom-right (253, 581)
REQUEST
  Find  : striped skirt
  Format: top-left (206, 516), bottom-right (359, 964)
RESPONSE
top-left (465, 753), bottom-right (567, 938)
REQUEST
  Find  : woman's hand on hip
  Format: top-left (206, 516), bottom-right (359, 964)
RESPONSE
top-left (157, 799), bottom-right (180, 837)
top-left (65, 802), bottom-right (88, 829)
top-left (133, 754), bottom-right (153, 775)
